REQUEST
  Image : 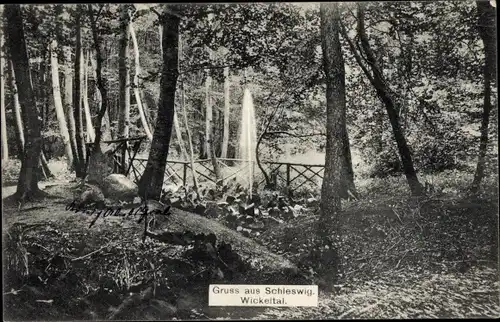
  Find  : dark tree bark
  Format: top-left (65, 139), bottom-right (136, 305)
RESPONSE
top-left (118, 4), bottom-right (131, 139)
top-left (138, 7), bottom-right (180, 200)
top-left (471, 0), bottom-right (497, 193)
top-left (73, 5), bottom-right (86, 177)
top-left (86, 4), bottom-right (112, 185)
top-left (318, 2), bottom-right (345, 286)
top-left (350, 5), bottom-right (424, 196)
top-left (4, 4), bottom-right (44, 200)
top-left (341, 124), bottom-right (358, 199)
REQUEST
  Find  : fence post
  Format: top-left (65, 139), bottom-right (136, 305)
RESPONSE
top-left (286, 163), bottom-right (291, 188)
top-left (183, 163), bottom-right (187, 187)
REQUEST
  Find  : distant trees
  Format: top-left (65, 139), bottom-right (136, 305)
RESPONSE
top-left (340, 4), bottom-right (424, 196)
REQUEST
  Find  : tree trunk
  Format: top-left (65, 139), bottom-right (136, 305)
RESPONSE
top-left (4, 4), bottom-right (43, 200)
top-left (174, 33), bottom-right (187, 160)
top-left (221, 67), bottom-right (231, 159)
top-left (206, 70), bottom-right (222, 185)
top-left (73, 7), bottom-right (86, 176)
top-left (82, 49), bottom-right (95, 142)
top-left (9, 59), bottom-right (24, 158)
top-left (1, 32), bottom-right (8, 163)
top-left (130, 21), bottom-right (152, 141)
top-left (89, 49), bottom-right (112, 141)
top-left (204, 50), bottom-right (213, 158)
top-left (118, 4), bottom-right (131, 139)
top-left (318, 2), bottom-right (344, 284)
top-left (356, 5), bottom-right (423, 196)
top-left (63, 46), bottom-right (80, 173)
top-left (138, 8), bottom-right (180, 200)
top-left (50, 39), bottom-right (73, 167)
top-left (320, 3), bottom-right (344, 220)
top-left (471, 0), bottom-right (497, 193)
top-left (180, 81), bottom-right (199, 191)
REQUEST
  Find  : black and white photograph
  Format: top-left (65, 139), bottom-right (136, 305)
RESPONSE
top-left (1, 1), bottom-right (498, 320)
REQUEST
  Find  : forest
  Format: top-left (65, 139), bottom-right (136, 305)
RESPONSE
top-left (1, 2), bottom-right (498, 320)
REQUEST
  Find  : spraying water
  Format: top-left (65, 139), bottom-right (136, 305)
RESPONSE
top-left (238, 89), bottom-right (257, 194)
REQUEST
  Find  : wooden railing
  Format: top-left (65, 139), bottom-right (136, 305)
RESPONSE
top-left (100, 137), bottom-right (326, 192)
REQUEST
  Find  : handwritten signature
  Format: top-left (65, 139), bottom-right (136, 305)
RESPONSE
top-left (65, 200), bottom-right (171, 229)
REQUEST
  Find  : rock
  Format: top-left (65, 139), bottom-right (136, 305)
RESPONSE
top-left (236, 226), bottom-right (243, 232)
top-left (101, 174), bottom-right (138, 201)
top-left (226, 195), bottom-right (236, 204)
top-left (78, 184), bottom-right (105, 206)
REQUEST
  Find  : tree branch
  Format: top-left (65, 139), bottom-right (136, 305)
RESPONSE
top-left (263, 131), bottom-right (326, 138)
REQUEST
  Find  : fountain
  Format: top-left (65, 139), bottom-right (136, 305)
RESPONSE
top-left (238, 88), bottom-right (257, 194)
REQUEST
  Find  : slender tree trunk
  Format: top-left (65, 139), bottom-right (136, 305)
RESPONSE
top-left (138, 8), bottom-right (180, 200)
top-left (89, 49), bottom-right (112, 141)
top-left (1, 32), bottom-right (8, 163)
top-left (221, 67), bottom-right (231, 159)
top-left (9, 59), bottom-right (24, 158)
top-left (63, 46), bottom-right (80, 173)
top-left (318, 2), bottom-right (344, 284)
top-left (204, 70), bottom-right (212, 158)
top-left (5, 4), bottom-right (43, 200)
top-left (73, 7), bottom-right (86, 176)
top-left (118, 4), bottom-right (131, 139)
top-left (356, 5), bottom-right (423, 196)
top-left (174, 33), bottom-right (187, 160)
top-left (130, 21), bottom-right (152, 141)
top-left (471, 0), bottom-right (497, 193)
top-left (204, 48), bottom-right (221, 183)
top-left (181, 81), bottom-right (198, 191)
top-left (50, 39), bottom-right (73, 167)
top-left (82, 49), bottom-right (95, 142)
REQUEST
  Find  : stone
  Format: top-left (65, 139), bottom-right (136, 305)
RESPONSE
top-left (101, 174), bottom-right (138, 201)
top-left (78, 184), bottom-right (105, 206)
